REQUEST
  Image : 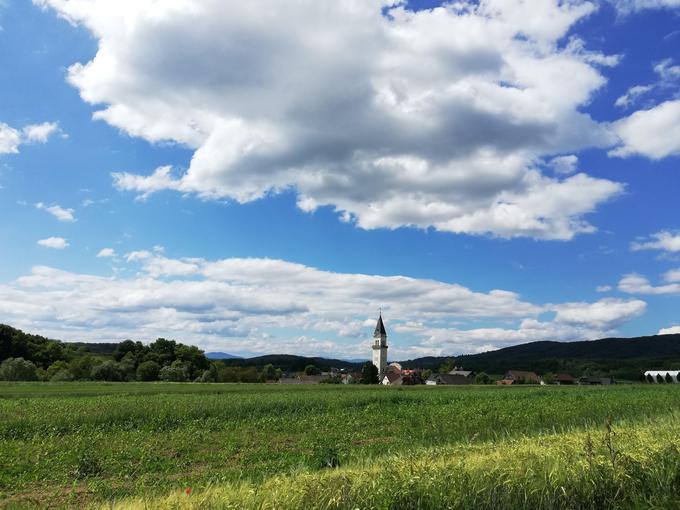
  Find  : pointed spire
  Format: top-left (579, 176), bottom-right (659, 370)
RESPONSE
top-left (374, 312), bottom-right (387, 338)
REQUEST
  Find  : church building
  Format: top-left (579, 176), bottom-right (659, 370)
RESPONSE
top-left (371, 313), bottom-right (388, 376)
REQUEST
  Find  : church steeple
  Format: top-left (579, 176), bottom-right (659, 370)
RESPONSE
top-left (371, 311), bottom-right (388, 376)
top-left (374, 313), bottom-right (387, 338)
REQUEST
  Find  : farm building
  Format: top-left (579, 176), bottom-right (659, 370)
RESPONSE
top-left (382, 373), bottom-right (403, 385)
top-left (448, 369), bottom-right (475, 379)
top-left (554, 374), bottom-right (577, 385)
top-left (498, 370), bottom-right (540, 385)
top-left (579, 376), bottom-right (614, 385)
top-left (426, 373), bottom-right (473, 385)
top-left (644, 371), bottom-right (680, 383)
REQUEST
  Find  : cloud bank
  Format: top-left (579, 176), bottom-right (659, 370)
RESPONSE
top-left (0, 252), bottom-right (647, 357)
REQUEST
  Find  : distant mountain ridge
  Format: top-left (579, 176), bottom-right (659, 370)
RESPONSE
top-left (220, 334), bottom-right (680, 379)
top-left (206, 352), bottom-right (241, 360)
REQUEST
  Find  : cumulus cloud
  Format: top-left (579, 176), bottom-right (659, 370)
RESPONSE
top-left (659, 325), bottom-right (680, 335)
top-left (615, 59), bottom-right (680, 109)
top-left (0, 252), bottom-right (647, 357)
top-left (631, 230), bottom-right (680, 252)
top-left (38, 0), bottom-right (624, 240)
top-left (610, 100), bottom-right (680, 159)
top-left (0, 121), bottom-right (61, 153)
top-left (618, 272), bottom-right (680, 295)
top-left (97, 248), bottom-right (116, 258)
top-left (0, 123), bottom-right (21, 154)
top-left (22, 122), bottom-right (61, 143)
top-left (35, 202), bottom-right (76, 222)
top-left (37, 237), bottom-right (69, 249)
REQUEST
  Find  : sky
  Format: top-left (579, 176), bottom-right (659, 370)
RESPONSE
top-left (0, 0), bottom-right (679, 360)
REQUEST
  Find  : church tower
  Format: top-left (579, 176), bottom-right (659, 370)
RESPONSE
top-left (372, 312), bottom-right (388, 376)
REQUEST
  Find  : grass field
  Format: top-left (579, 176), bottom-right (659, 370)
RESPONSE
top-left (1, 383), bottom-right (679, 509)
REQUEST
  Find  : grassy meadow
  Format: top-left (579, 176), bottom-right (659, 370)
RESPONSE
top-left (1, 383), bottom-right (680, 509)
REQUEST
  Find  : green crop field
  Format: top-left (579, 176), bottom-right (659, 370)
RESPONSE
top-left (1, 383), bottom-right (680, 509)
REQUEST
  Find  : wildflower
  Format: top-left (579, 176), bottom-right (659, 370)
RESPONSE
top-left (185, 487), bottom-right (191, 495)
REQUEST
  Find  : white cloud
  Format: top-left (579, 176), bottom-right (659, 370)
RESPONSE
top-left (610, 100), bottom-right (680, 159)
top-left (548, 154), bottom-right (579, 175)
top-left (659, 325), bottom-right (680, 335)
top-left (615, 59), bottom-right (680, 109)
top-left (596, 285), bottom-right (613, 292)
top-left (552, 298), bottom-right (647, 330)
top-left (39, 0), bottom-right (624, 240)
top-left (0, 252), bottom-right (647, 357)
top-left (610, 0), bottom-right (680, 14)
top-left (0, 121), bottom-right (62, 154)
top-left (22, 122), bottom-right (60, 143)
top-left (618, 272), bottom-right (680, 295)
top-left (663, 268), bottom-right (680, 282)
top-left (97, 248), bottom-right (116, 258)
top-left (0, 123), bottom-right (21, 154)
top-left (35, 202), bottom-right (76, 222)
top-left (631, 230), bottom-right (680, 252)
top-left (37, 237), bottom-right (69, 249)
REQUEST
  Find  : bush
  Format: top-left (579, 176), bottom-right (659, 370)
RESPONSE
top-left (159, 361), bottom-right (189, 382)
top-left (90, 360), bottom-right (123, 381)
top-left (136, 360), bottom-right (161, 381)
top-left (50, 370), bottom-right (74, 382)
top-left (475, 372), bottom-right (491, 385)
top-left (0, 357), bottom-right (38, 381)
top-left (304, 364), bottom-right (321, 375)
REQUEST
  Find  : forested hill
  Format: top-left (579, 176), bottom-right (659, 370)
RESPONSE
top-left (401, 334), bottom-right (680, 379)
top-left (218, 354), bottom-right (362, 372)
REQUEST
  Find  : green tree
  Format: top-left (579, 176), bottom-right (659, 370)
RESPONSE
top-left (136, 360), bottom-right (161, 381)
top-left (90, 360), bottom-right (123, 381)
top-left (542, 373), bottom-right (555, 385)
top-left (50, 369), bottom-right (74, 382)
top-left (475, 372), bottom-right (491, 385)
top-left (646, 373), bottom-right (654, 383)
top-left (656, 374), bottom-right (665, 384)
top-left (69, 356), bottom-right (96, 380)
top-left (360, 362), bottom-right (379, 384)
top-left (159, 361), bottom-right (189, 382)
top-left (0, 357), bottom-right (38, 381)
top-left (304, 364), bottom-right (322, 375)
top-left (46, 360), bottom-right (71, 380)
top-left (438, 358), bottom-right (456, 374)
top-left (421, 369), bottom-right (432, 380)
top-left (261, 363), bottom-right (280, 381)
top-left (665, 373), bottom-right (674, 384)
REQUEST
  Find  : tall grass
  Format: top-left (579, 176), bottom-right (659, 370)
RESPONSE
top-left (1, 383), bottom-right (679, 508)
top-left (113, 415), bottom-right (680, 510)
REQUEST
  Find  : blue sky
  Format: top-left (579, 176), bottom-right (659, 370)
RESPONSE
top-left (0, 0), bottom-right (679, 359)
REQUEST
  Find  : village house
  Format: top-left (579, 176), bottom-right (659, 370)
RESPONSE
top-left (554, 373), bottom-right (577, 385)
top-left (497, 370), bottom-right (540, 385)
top-left (426, 373), bottom-right (473, 385)
top-left (382, 372), bottom-right (403, 385)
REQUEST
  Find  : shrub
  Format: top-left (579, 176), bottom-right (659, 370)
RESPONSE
top-left (50, 370), bottom-right (74, 382)
top-left (475, 372), bottom-right (491, 385)
top-left (159, 361), bottom-right (189, 382)
top-left (0, 357), bottom-right (38, 381)
top-left (136, 360), bottom-right (161, 381)
top-left (304, 364), bottom-right (321, 375)
top-left (657, 374), bottom-right (665, 384)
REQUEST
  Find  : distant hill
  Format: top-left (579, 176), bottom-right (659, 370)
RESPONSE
top-left (219, 354), bottom-right (363, 372)
top-left (399, 334), bottom-right (680, 380)
top-left (206, 352), bottom-right (241, 360)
